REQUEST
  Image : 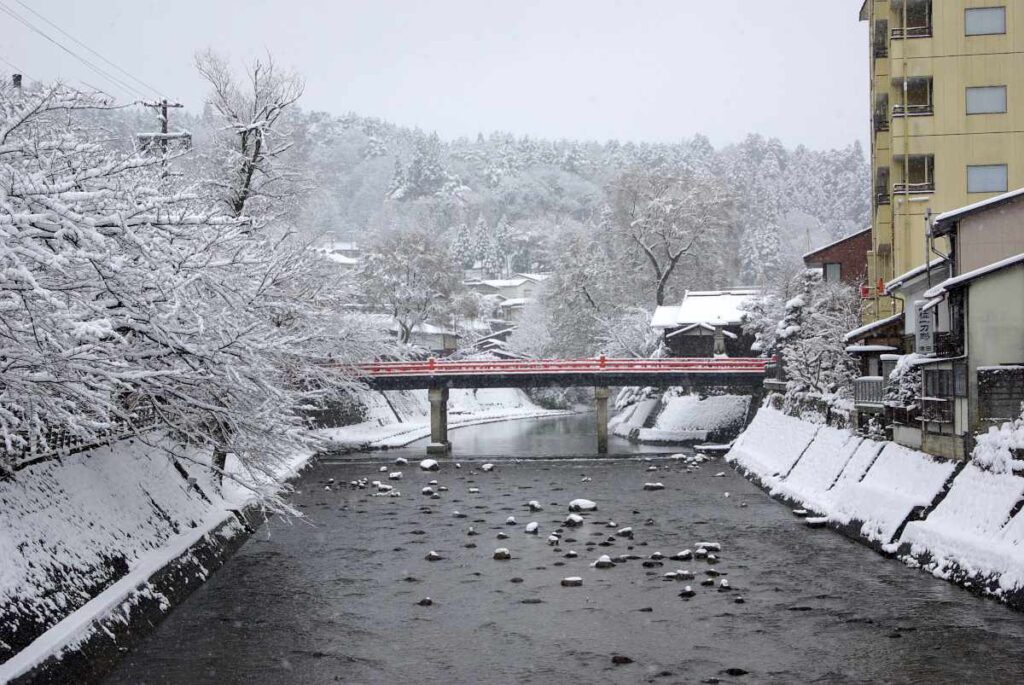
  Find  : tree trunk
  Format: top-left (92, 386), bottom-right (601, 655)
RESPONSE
top-left (212, 447), bottom-right (227, 485)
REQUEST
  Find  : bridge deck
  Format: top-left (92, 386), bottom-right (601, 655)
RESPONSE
top-left (356, 357), bottom-right (770, 391)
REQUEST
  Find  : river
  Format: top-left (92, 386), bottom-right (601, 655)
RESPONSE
top-left (104, 414), bottom-right (1024, 684)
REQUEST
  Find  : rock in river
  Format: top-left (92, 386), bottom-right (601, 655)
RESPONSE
top-left (561, 577), bottom-right (583, 587)
top-left (481, 463), bottom-right (495, 472)
top-left (525, 522), bottom-right (539, 534)
top-left (419, 459), bottom-right (440, 471)
top-left (592, 554), bottom-right (616, 569)
top-left (426, 551), bottom-right (443, 561)
top-left (564, 513), bottom-right (585, 527)
top-left (568, 498), bottom-right (597, 512)
top-left (493, 547), bottom-right (511, 560)
top-left (643, 482), bottom-right (665, 491)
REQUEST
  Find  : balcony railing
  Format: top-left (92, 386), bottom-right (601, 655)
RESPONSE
top-left (874, 117), bottom-right (890, 132)
top-left (891, 26), bottom-right (932, 39)
top-left (920, 397), bottom-right (953, 423)
top-left (854, 376), bottom-right (885, 406)
top-left (893, 181), bottom-right (935, 194)
top-left (874, 44), bottom-right (889, 58)
top-left (876, 191), bottom-right (891, 205)
top-left (892, 104), bottom-right (933, 117)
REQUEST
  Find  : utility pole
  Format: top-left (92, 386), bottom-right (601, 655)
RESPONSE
top-left (140, 99), bottom-right (187, 162)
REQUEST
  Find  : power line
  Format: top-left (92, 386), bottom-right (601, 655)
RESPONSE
top-left (0, 1), bottom-right (147, 100)
top-left (13, 0), bottom-right (166, 100)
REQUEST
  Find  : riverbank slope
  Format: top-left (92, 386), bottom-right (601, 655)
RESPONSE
top-left (728, 405), bottom-right (1024, 607)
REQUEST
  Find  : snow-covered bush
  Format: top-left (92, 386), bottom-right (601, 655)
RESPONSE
top-left (885, 353), bottom-right (922, 407)
top-left (972, 406), bottom-right (1024, 474)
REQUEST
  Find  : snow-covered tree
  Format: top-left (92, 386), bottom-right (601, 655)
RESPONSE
top-left (357, 226), bottom-right (461, 344)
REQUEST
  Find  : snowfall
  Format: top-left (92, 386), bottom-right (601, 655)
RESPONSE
top-left (728, 405), bottom-right (1024, 602)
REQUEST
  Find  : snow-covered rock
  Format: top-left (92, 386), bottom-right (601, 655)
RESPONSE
top-left (568, 498), bottom-right (597, 512)
top-left (481, 463), bottom-right (495, 472)
top-left (564, 513), bottom-right (584, 527)
top-left (527, 500), bottom-right (543, 512)
top-left (425, 551), bottom-right (443, 561)
top-left (560, 577), bottom-right (583, 587)
top-left (388, 472), bottom-right (403, 480)
top-left (525, 522), bottom-right (539, 534)
top-left (643, 482), bottom-right (665, 491)
top-left (493, 548), bottom-right (511, 560)
top-left (419, 459), bottom-right (440, 471)
top-left (506, 516), bottom-right (517, 525)
top-left (394, 457), bottom-right (408, 465)
top-left (592, 554), bottom-right (615, 569)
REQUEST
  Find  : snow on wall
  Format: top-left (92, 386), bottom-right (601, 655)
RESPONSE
top-left (0, 438), bottom-right (238, 663)
top-left (900, 464), bottom-right (1024, 590)
top-left (728, 406), bottom-right (819, 480)
top-left (611, 393), bottom-right (750, 443)
top-left (729, 406), bottom-right (1024, 602)
top-left (827, 443), bottom-right (955, 545)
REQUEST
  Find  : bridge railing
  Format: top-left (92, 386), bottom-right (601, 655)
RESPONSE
top-left (354, 356), bottom-right (773, 377)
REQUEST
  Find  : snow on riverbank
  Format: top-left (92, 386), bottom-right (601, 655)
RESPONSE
top-left (318, 387), bottom-right (570, 450)
top-left (611, 392), bottom-right (749, 444)
top-left (0, 437), bottom-right (312, 682)
top-left (728, 406), bottom-right (1024, 604)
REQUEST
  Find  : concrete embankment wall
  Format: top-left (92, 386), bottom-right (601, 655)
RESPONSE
top-left (0, 439), bottom-right (311, 685)
top-left (728, 406), bottom-right (1024, 608)
top-left (611, 391), bottom-right (751, 444)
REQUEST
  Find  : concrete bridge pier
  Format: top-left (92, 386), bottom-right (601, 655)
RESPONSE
top-left (595, 386), bottom-right (610, 454)
top-left (426, 386), bottom-right (451, 455)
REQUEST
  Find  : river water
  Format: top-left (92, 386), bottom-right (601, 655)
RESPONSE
top-left (105, 414), bottom-right (1024, 684)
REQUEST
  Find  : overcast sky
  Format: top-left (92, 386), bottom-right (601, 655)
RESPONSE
top-left (2, 0), bottom-right (868, 150)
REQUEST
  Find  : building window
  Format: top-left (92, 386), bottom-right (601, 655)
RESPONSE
top-left (823, 263), bottom-right (841, 282)
top-left (966, 86), bottom-right (1007, 114)
top-left (967, 164), bottom-right (1008, 193)
top-left (965, 7), bottom-right (1006, 36)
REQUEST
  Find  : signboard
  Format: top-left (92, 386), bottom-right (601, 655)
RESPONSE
top-left (915, 301), bottom-right (935, 355)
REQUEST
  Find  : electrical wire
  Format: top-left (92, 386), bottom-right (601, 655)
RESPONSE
top-left (13, 0), bottom-right (166, 100)
top-left (0, 0), bottom-right (147, 100)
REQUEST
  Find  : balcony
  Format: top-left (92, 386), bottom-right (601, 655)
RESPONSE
top-left (876, 191), bottom-right (891, 205)
top-left (892, 103), bottom-right (933, 117)
top-left (854, 376), bottom-right (885, 407)
top-left (891, 25), bottom-right (932, 39)
top-left (874, 116), bottom-right (890, 132)
top-left (893, 181), bottom-right (935, 194)
top-left (920, 397), bottom-right (953, 423)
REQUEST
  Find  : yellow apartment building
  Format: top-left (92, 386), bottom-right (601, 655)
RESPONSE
top-left (860, 0), bottom-right (1024, 321)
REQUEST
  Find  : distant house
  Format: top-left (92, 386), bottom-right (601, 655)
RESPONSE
top-left (802, 227), bottom-right (871, 287)
top-left (312, 241), bottom-right (362, 269)
top-left (387, 322), bottom-right (461, 355)
top-left (650, 289), bottom-right (759, 357)
top-left (467, 273), bottom-right (549, 323)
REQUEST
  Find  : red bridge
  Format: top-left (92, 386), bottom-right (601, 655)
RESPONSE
top-left (354, 356), bottom-right (771, 455)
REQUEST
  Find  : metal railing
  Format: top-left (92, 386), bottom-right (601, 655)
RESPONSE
top-left (920, 397), bottom-right (953, 423)
top-left (355, 356), bottom-right (773, 378)
top-left (876, 191), bottom-right (891, 205)
top-left (893, 181), bottom-right (935, 194)
top-left (891, 26), bottom-right (932, 39)
top-left (5, 406), bottom-right (160, 473)
top-left (892, 103), bottom-right (934, 116)
top-left (854, 376), bottom-right (885, 406)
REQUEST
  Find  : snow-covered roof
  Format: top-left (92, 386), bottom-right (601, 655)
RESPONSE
top-left (884, 257), bottom-right (948, 294)
top-left (319, 252), bottom-right (359, 265)
top-left (498, 297), bottom-right (530, 308)
top-left (515, 273), bottom-right (550, 282)
top-left (478, 278), bottom-right (529, 289)
top-left (651, 289), bottom-right (759, 330)
top-left (386, 321), bottom-right (461, 336)
top-left (843, 311), bottom-right (904, 342)
top-left (932, 186), bottom-right (1024, 235)
top-left (802, 226), bottom-right (871, 262)
top-left (845, 345), bottom-right (898, 354)
top-left (923, 252), bottom-right (1024, 299)
top-left (665, 322), bottom-right (738, 339)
